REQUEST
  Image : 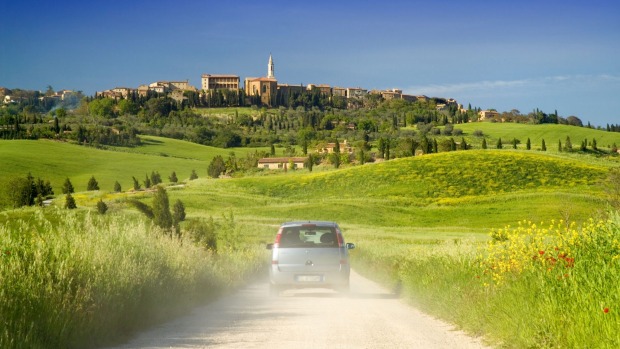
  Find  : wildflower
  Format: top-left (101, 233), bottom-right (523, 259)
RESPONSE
top-left (604, 308), bottom-right (610, 314)
top-left (539, 250), bottom-right (545, 255)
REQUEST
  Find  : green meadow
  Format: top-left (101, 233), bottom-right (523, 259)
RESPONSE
top-left (0, 136), bottom-right (265, 204)
top-left (1, 125), bottom-right (619, 348)
top-left (455, 122), bottom-right (620, 151)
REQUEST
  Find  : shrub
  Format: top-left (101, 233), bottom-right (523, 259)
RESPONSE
top-left (97, 199), bottom-right (108, 214)
top-left (169, 171), bottom-right (178, 183)
top-left (173, 199), bottom-right (186, 224)
top-left (186, 218), bottom-right (217, 251)
top-left (150, 171), bottom-right (162, 185)
top-left (65, 193), bottom-right (77, 209)
top-left (207, 156), bottom-right (226, 178)
top-left (87, 176), bottom-right (99, 191)
top-left (113, 181), bottom-right (122, 193)
top-left (62, 177), bottom-right (74, 194)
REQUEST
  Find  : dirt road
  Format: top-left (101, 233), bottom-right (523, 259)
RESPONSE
top-left (106, 270), bottom-right (491, 349)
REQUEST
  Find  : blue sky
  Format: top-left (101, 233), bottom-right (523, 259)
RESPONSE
top-left (1, 0), bottom-right (619, 126)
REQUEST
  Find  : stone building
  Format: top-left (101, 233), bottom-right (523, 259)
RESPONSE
top-left (201, 74), bottom-right (240, 91)
top-left (245, 54), bottom-right (278, 106)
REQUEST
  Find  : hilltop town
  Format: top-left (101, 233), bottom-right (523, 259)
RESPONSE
top-left (92, 54), bottom-right (470, 116)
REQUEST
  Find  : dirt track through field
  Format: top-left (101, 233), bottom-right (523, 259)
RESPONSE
top-left (105, 270), bottom-right (491, 349)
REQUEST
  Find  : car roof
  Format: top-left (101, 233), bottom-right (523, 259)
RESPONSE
top-left (280, 221), bottom-right (338, 228)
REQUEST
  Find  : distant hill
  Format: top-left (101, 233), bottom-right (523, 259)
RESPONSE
top-left (454, 123), bottom-right (620, 150)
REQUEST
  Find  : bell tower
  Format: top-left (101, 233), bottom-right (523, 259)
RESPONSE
top-left (267, 54), bottom-right (275, 79)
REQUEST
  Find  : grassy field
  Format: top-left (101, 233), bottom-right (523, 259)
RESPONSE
top-left (0, 136), bottom-right (267, 207)
top-left (192, 107), bottom-right (263, 118)
top-left (177, 150), bottom-right (610, 230)
top-left (2, 127), bottom-right (619, 348)
top-left (454, 122), bottom-right (620, 151)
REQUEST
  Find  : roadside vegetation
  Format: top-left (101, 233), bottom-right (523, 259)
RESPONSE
top-left (1, 114), bottom-right (620, 347)
top-left (0, 208), bottom-right (266, 349)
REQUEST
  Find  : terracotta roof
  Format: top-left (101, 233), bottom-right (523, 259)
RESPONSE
top-left (247, 77), bottom-right (277, 82)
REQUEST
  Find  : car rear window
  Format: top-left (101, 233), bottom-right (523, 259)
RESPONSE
top-left (279, 226), bottom-right (338, 248)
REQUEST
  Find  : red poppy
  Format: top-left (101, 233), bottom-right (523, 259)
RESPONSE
top-left (539, 250), bottom-right (545, 255)
top-left (604, 308), bottom-right (610, 314)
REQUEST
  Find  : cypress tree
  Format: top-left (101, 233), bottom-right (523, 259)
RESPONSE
top-left (143, 174), bottom-right (151, 189)
top-left (152, 186), bottom-right (172, 230)
top-left (481, 138), bottom-right (487, 149)
top-left (189, 170), bottom-right (198, 180)
top-left (173, 199), bottom-right (186, 223)
top-left (496, 138), bottom-right (503, 149)
top-left (132, 176), bottom-right (141, 190)
top-left (87, 176), bottom-right (99, 191)
top-left (460, 137), bottom-right (468, 150)
top-left (65, 193), bottom-right (77, 209)
top-left (169, 171), bottom-right (178, 183)
top-left (512, 138), bottom-right (518, 149)
top-left (565, 136), bottom-right (573, 151)
top-left (541, 139), bottom-right (547, 151)
top-left (526, 138), bottom-right (531, 150)
top-left (62, 177), bottom-right (74, 194)
top-left (151, 171), bottom-right (162, 185)
top-left (97, 199), bottom-right (108, 214)
top-left (306, 154), bottom-right (314, 172)
top-left (114, 181), bottom-right (122, 192)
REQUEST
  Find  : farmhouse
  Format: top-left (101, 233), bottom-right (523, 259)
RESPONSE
top-left (479, 110), bottom-right (499, 121)
top-left (257, 157), bottom-right (306, 170)
top-left (318, 140), bottom-right (353, 154)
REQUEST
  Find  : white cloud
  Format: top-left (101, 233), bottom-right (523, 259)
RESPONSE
top-left (404, 74), bottom-right (620, 96)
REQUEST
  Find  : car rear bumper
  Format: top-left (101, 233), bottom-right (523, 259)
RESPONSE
top-left (269, 266), bottom-right (350, 289)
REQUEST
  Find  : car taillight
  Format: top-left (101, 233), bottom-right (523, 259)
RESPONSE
top-left (272, 229), bottom-right (282, 265)
top-left (336, 230), bottom-right (344, 247)
top-left (273, 229), bottom-right (282, 248)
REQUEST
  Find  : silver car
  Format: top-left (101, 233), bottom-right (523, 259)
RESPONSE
top-left (266, 221), bottom-right (355, 295)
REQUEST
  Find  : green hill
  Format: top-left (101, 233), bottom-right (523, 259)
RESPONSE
top-left (454, 123), bottom-right (620, 150)
top-left (1, 134), bottom-right (616, 231)
top-left (0, 136), bottom-right (262, 202)
top-left (179, 150), bottom-right (613, 232)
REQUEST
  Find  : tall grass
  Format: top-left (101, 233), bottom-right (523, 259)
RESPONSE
top-left (351, 212), bottom-right (620, 348)
top-left (0, 208), bottom-right (265, 348)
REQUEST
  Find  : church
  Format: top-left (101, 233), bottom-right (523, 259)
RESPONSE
top-left (244, 55), bottom-right (278, 106)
